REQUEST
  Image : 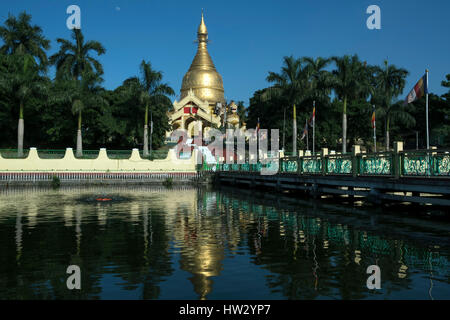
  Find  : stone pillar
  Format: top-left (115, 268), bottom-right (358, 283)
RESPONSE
top-left (197, 120), bottom-right (203, 137)
top-left (298, 150), bottom-right (304, 174)
top-left (352, 145), bottom-right (361, 177)
top-left (321, 148), bottom-right (328, 176)
top-left (430, 146), bottom-right (437, 175)
top-left (393, 141), bottom-right (403, 179)
top-left (181, 116), bottom-right (185, 133)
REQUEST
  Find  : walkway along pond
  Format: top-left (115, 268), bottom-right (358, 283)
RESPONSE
top-left (202, 143), bottom-right (450, 207)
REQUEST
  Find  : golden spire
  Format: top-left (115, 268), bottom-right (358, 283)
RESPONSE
top-left (198, 10), bottom-right (208, 37)
top-left (180, 11), bottom-right (225, 104)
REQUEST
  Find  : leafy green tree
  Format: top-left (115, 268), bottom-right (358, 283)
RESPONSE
top-left (50, 71), bottom-right (108, 156)
top-left (0, 54), bottom-right (47, 155)
top-left (331, 55), bottom-right (370, 153)
top-left (264, 56), bottom-right (311, 154)
top-left (49, 28), bottom-right (105, 80)
top-left (303, 57), bottom-right (333, 104)
top-left (372, 60), bottom-right (410, 150)
top-left (442, 74), bottom-right (450, 100)
top-left (0, 12), bottom-right (50, 155)
top-left (407, 92), bottom-right (449, 148)
top-left (49, 29), bottom-right (107, 155)
top-left (125, 60), bottom-right (174, 157)
top-left (0, 11), bottom-right (50, 68)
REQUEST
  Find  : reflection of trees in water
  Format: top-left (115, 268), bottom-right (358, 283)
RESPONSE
top-left (0, 187), bottom-right (448, 299)
top-left (218, 191), bottom-right (448, 300)
top-left (0, 189), bottom-right (176, 299)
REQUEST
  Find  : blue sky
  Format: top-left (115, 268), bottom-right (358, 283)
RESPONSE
top-left (1, 0), bottom-right (449, 105)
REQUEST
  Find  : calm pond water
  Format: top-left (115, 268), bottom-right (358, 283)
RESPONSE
top-left (0, 185), bottom-right (448, 300)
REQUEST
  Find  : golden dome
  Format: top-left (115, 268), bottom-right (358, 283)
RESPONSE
top-left (180, 12), bottom-right (225, 105)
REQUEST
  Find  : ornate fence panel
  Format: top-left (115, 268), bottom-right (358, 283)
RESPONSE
top-left (401, 149), bottom-right (450, 176)
top-left (326, 154), bottom-right (352, 175)
top-left (359, 152), bottom-right (393, 176)
top-left (433, 151), bottom-right (450, 176)
top-left (401, 150), bottom-right (431, 176)
top-left (264, 160), bottom-right (279, 173)
top-left (302, 155), bottom-right (322, 174)
top-left (280, 157), bottom-right (298, 173)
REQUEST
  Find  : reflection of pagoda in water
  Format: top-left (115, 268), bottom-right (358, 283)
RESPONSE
top-left (171, 190), bottom-right (228, 299)
top-left (179, 241), bottom-right (224, 300)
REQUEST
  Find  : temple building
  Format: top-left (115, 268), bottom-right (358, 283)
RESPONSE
top-left (167, 12), bottom-right (243, 139)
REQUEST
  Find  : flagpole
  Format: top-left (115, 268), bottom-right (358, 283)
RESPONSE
top-left (373, 105), bottom-right (376, 153)
top-left (312, 101), bottom-right (315, 155)
top-left (425, 69), bottom-right (429, 150)
top-left (306, 119), bottom-right (309, 151)
top-left (257, 117), bottom-right (260, 160)
top-left (293, 104), bottom-right (297, 156)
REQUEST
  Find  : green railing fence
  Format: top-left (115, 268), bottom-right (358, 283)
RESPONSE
top-left (198, 143), bottom-right (450, 178)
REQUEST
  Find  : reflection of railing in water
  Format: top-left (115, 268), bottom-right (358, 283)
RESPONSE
top-left (215, 191), bottom-right (449, 276)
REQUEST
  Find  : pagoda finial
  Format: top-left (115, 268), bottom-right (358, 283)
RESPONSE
top-left (197, 9), bottom-right (208, 40)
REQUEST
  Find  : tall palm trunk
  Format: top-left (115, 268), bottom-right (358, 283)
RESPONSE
top-left (385, 116), bottom-right (390, 151)
top-left (17, 101), bottom-right (24, 157)
top-left (143, 103), bottom-right (149, 157)
top-left (76, 110), bottom-right (83, 157)
top-left (342, 96), bottom-right (347, 154)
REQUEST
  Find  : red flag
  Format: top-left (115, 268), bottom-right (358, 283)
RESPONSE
top-left (371, 109), bottom-right (376, 129)
top-left (300, 119), bottom-right (308, 140)
top-left (405, 73), bottom-right (428, 104)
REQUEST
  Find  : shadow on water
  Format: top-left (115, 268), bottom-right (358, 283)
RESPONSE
top-left (0, 185), bottom-right (448, 300)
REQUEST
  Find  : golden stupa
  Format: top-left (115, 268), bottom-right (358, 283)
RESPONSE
top-left (180, 12), bottom-right (225, 105)
top-left (167, 12), bottom-right (245, 139)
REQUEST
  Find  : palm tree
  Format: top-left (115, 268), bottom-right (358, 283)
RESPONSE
top-left (50, 28), bottom-right (105, 80)
top-left (265, 56), bottom-right (310, 155)
top-left (125, 60), bottom-right (174, 157)
top-left (0, 11), bottom-right (50, 68)
top-left (373, 60), bottom-right (410, 150)
top-left (0, 54), bottom-right (47, 156)
top-left (331, 55), bottom-right (370, 153)
top-left (0, 12), bottom-right (50, 155)
top-left (49, 29), bottom-right (105, 155)
top-left (51, 71), bottom-right (108, 157)
top-left (303, 57), bottom-right (333, 103)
